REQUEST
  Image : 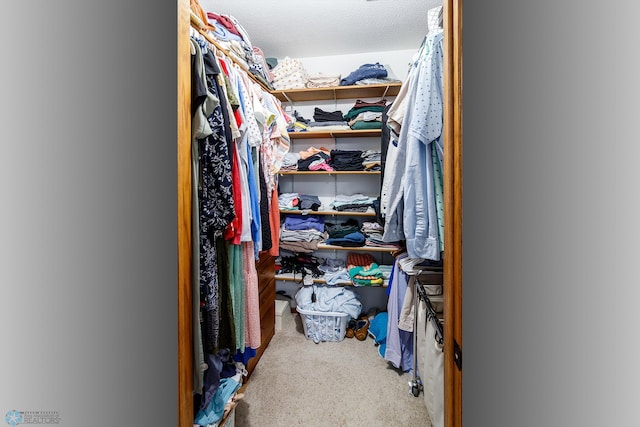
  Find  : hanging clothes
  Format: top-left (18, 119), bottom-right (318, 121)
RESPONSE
top-left (190, 38), bottom-right (215, 393)
top-left (242, 241), bottom-right (261, 349)
top-left (384, 253), bottom-right (414, 372)
top-left (381, 28), bottom-right (445, 262)
top-left (198, 42), bottom-right (237, 356)
top-left (402, 29), bottom-right (444, 261)
top-left (190, 12), bottom-right (293, 406)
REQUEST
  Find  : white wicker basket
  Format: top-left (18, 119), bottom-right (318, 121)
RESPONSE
top-left (296, 306), bottom-right (350, 343)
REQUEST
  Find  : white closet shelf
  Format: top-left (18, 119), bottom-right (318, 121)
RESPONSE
top-left (288, 129), bottom-right (382, 139)
top-left (275, 272), bottom-right (388, 288)
top-left (271, 82), bottom-right (402, 103)
top-left (316, 244), bottom-right (398, 252)
top-left (275, 272), bottom-right (350, 285)
top-left (279, 209), bottom-right (377, 217)
top-left (279, 170), bottom-right (381, 175)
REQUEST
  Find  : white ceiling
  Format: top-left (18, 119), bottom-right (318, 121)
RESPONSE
top-left (199, 0), bottom-right (442, 59)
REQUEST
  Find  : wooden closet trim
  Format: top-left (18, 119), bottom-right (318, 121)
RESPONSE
top-left (443, 0), bottom-right (463, 426)
top-left (177, 0), bottom-right (194, 425)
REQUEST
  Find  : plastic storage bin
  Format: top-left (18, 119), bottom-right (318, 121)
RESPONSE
top-left (275, 299), bottom-right (291, 332)
top-left (296, 306), bottom-right (350, 343)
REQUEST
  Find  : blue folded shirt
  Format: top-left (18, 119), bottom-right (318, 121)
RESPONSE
top-left (325, 231), bottom-right (365, 247)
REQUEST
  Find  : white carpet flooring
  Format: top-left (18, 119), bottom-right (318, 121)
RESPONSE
top-left (234, 309), bottom-right (432, 427)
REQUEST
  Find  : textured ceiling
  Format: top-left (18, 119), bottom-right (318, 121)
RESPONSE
top-left (198, 0), bottom-right (442, 59)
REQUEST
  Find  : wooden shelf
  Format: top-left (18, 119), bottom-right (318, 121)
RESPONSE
top-left (316, 244), bottom-right (398, 252)
top-left (279, 170), bottom-right (380, 175)
top-left (275, 272), bottom-right (351, 285)
top-left (275, 272), bottom-right (388, 287)
top-left (279, 209), bottom-right (376, 217)
top-left (288, 129), bottom-right (382, 139)
top-left (271, 82), bottom-right (402, 103)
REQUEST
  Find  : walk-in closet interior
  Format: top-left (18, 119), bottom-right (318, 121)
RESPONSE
top-left (177, 0), bottom-right (463, 425)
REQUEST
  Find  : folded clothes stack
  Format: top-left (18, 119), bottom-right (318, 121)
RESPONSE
top-left (330, 194), bottom-right (376, 212)
top-left (295, 107), bottom-right (350, 131)
top-left (313, 107), bottom-right (345, 122)
top-left (343, 99), bottom-right (388, 131)
top-left (305, 121), bottom-right (351, 131)
top-left (325, 218), bottom-right (360, 237)
top-left (279, 192), bottom-right (324, 211)
top-left (324, 232), bottom-right (365, 247)
top-left (346, 252), bottom-right (384, 286)
top-left (278, 192), bottom-right (300, 210)
top-left (279, 215), bottom-right (326, 254)
top-left (297, 146), bottom-right (333, 171)
top-left (340, 63), bottom-right (388, 86)
top-left (324, 218), bottom-right (365, 247)
top-left (298, 152), bottom-right (332, 171)
top-left (340, 62), bottom-right (402, 87)
top-left (329, 149), bottom-right (365, 171)
top-left (361, 149), bottom-right (382, 171)
top-left (306, 73), bottom-right (341, 88)
top-left (361, 221), bottom-right (401, 249)
top-left (361, 221), bottom-right (384, 235)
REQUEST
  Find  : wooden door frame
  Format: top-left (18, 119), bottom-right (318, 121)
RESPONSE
top-left (443, 0), bottom-right (463, 426)
top-left (177, 0), bottom-right (193, 425)
top-left (176, 1), bottom-right (464, 425)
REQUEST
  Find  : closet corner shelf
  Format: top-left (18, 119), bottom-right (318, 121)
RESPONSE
top-left (279, 209), bottom-right (376, 217)
top-left (271, 82), bottom-right (402, 103)
top-left (278, 170), bottom-right (381, 176)
top-left (275, 272), bottom-right (388, 288)
top-left (288, 129), bottom-right (382, 139)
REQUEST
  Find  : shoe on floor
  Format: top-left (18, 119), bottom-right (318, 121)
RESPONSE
top-left (355, 319), bottom-right (370, 341)
top-left (345, 319), bottom-right (357, 338)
